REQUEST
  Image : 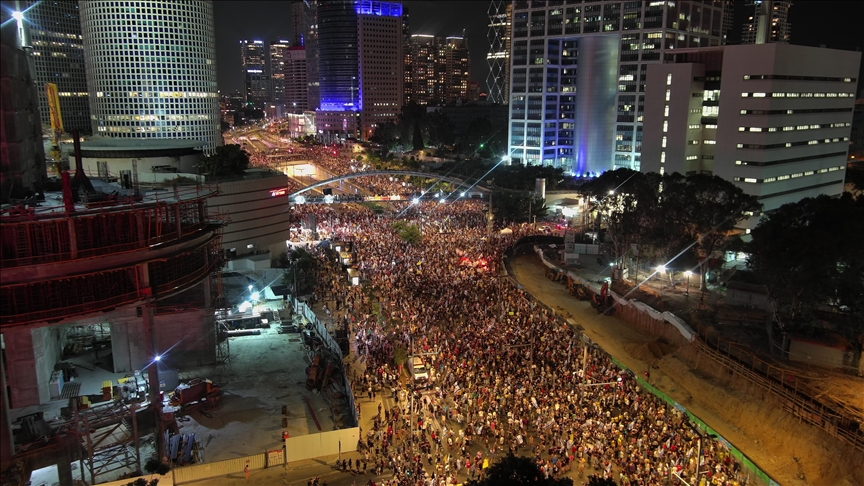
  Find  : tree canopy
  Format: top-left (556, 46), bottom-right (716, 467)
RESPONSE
top-left (464, 454), bottom-right (574, 486)
top-left (745, 193), bottom-right (864, 345)
top-left (197, 144), bottom-right (250, 177)
top-left (584, 169), bottom-right (760, 289)
top-left (279, 247), bottom-right (321, 297)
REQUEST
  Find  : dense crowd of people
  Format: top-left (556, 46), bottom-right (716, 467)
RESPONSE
top-left (282, 198), bottom-right (748, 486)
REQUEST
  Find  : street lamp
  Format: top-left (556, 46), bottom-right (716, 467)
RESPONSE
top-left (684, 271), bottom-right (692, 296)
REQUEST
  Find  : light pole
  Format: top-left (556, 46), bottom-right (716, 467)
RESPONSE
top-left (684, 271), bottom-right (692, 296)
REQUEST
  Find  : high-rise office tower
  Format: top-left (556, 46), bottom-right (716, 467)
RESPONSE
top-left (19, 0), bottom-right (91, 133)
top-left (303, 0), bottom-right (320, 111)
top-left (357, 0), bottom-right (403, 139)
top-left (291, 1), bottom-right (306, 46)
top-left (407, 34), bottom-right (473, 106)
top-left (317, 0), bottom-right (358, 111)
top-left (285, 46), bottom-right (308, 114)
top-left (507, 1), bottom-right (725, 175)
top-left (270, 39), bottom-right (290, 109)
top-left (741, 0), bottom-right (792, 45)
top-left (441, 36), bottom-right (471, 105)
top-left (641, 44), bottom-right (859, 229)
top-left (402, 6), bottom-right (412, 106)
top-left (487, 0), bottom-right (512, 105)
top-left (722, 0), bottom-right (735, 44)
top-left (241, 40), bottom-right (268, 106)
top-left (79, 0), bottom-right (221, 153)
top-left (408, 35), bottom-right (438, 105)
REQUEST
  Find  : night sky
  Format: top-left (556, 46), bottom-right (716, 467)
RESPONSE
top-left (213, 1), bottom-right (864, 96)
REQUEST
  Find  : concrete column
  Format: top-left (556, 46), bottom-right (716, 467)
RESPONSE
top-left (58, 451), bottom-right (73, 486)
top-left (3, 328), bottom-right (40, 408)
top-left (0, 338), bottom-right (15, 468)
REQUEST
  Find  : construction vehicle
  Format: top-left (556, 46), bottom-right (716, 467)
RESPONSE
top-left (567, 276), bottom-right (589, 300)
top-left (591, 281), bottom-right (614, 314)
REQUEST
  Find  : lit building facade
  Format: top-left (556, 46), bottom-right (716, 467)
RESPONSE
top-left (507, 0), bottom-right (725, 175)
top-left (487, 0), bottom-right (512, 105)
top-left (79, 0), bottom-right (221, 154)
top-left (357, 2), bottom-right (403, 139)
top-left (285, 46), bottom-right (308, 114)
top-left (408, 35), bottom-right (438, 105)
top-left (407, 34), bottom-right (472, 106)
top-left (302, 0), bottom-right (320, 111)
top-left (317, 0), bottom-right (358, 112)
top-left (641, 44), bottom-right (860, 229)
top-left (440, 37), bottom-right (471, 105)
top-left (20, 0), bottom-right (91, 134)
top-left (269, 39), bottom-right (290, 109)
top-left (741, 0), bottom-right (792, 45)
top-left (241, 39), bottom-right (268, 106)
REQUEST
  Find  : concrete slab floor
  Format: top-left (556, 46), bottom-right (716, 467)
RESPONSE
top-left (173, 318), bottom-right (335, 462)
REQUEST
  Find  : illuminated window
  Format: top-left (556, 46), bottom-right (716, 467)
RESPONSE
top-left (661, 136), bottom-right (667, 148)
top-left (664, 105), bottom-right (669, 117)
top-left (666, 73), bottom-right (672, 85)
top-left (665, 89), bottom-right (670, 101)
top-left (662, 121), bottom-right (668, 132)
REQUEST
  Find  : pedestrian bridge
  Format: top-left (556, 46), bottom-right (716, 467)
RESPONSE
top-left (287, 170), bottom-right (489, 198)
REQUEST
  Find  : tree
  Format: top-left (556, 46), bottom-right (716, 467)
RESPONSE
top-left (393, 346), bottom-right (407, 371)
top-left (426, 109), bottom-right (455, 147)
top-left (392, 220), bottom-right (422, 244)
top-left (746, 193), bottom-right (864, 347)
top-left (585, 475), bottom-right (618, 486)
top-left (412, 121), bottom-right (424, 150)
top-left (846, 162), bottom-right (864, 195)
top-left (197, 144), bottom-right (250, 177)
top-left (585, 169), bottom-right (646, 269)
top-left (465, 453), bottom-right (573, 486)
top-left (492, 189), bottom-right (548, 224)
top-left (280, 248), bottom-right (320, 297)
top-left (678, 174), bottom-right (761, 290)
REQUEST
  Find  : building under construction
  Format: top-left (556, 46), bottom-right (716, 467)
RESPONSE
top-left (0, 168), bottom-right (225, 484)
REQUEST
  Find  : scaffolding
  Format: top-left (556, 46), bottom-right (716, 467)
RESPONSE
top-left (74, 400), bottom-right (143, 484)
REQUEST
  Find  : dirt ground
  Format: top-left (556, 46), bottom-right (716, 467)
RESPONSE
top-left (508, 253), bottom-right (864, 486)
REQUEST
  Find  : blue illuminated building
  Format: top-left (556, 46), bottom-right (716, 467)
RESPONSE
top-left (507, 1), bottom-right (725, 176)
top-left (317, 0), bottom-right (360, 112)
top-left (355, 0), bottom-right (402, 17)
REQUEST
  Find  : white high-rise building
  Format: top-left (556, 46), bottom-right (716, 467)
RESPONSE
top-left (507, 1), bottom-right (725, 176)
top-left (79, 0), bottom-right (221, 154)
top-left (641, 44), bottom-right (860, 230)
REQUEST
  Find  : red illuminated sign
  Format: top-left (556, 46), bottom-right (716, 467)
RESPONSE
top-left (270, 188), bottom-right (288, 197)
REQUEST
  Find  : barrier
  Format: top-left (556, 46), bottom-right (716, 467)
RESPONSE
top-left (533, 245), bottom-right (697, 342)
top-left (172, 452), bottom-right (266, 484)
top-left (284, 427), bottom-right (360, 463)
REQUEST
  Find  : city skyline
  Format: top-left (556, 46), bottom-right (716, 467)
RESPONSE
top-left (212, 1), bottom-right (864, 97)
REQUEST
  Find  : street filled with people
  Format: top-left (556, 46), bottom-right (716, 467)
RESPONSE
top-left (283, 193), bottom-right (749, 486)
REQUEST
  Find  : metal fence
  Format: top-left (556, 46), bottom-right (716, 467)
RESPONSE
top-left (172, 452), bottom-right (267, 484)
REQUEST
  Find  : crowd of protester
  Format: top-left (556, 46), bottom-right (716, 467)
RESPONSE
top-left (283, 199), bottom-right (747, 486)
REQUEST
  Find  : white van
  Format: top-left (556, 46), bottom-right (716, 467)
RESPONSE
top-left (411, 357), bottom-right (429, 382)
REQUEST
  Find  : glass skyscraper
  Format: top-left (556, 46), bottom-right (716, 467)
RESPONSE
top-left (79, 0), bottom-right (221, 154)
top-left (507, 0), bottom-right (724, 176)
top-left (21, 0), bottom-right (91, 134)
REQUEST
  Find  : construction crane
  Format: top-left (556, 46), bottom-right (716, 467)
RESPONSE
top-left (45, 82), bottom-right (64, 174)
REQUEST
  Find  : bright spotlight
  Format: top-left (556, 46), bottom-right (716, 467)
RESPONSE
top-left (248, 285), bottom-right (254, 290)
top-left (12, 11), bottom-right (23, 21)
top-left (608, 190), bottom-right (615, 195)
top-left (294, 195), bottom-right (306, 204)
top-left (439, 198), bottom-right (446, 203)
top-left (461, 192), bottom-right (466, 197)
top-left (323, 195), bottom-right (334, 204)
top-left (412, 197), bottom-right (420, 204)
top-left (684, 271), bottom-right (692, 277)
top-left (239, 301), bottom-right (251, 312)
top-left (251, 292), bottom-right (260, 301)
top-left (154, 355), bottom-right (162, 362)
top-left (656, 265), bottom-right (666, 273)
